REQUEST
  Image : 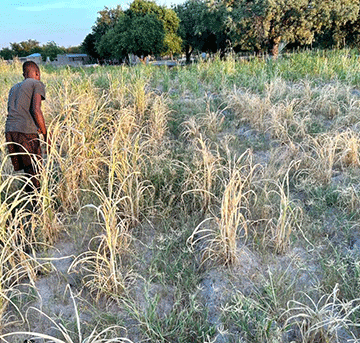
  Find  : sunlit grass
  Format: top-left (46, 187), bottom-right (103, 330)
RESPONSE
top-left (1, 49), bottom-right (360, 339)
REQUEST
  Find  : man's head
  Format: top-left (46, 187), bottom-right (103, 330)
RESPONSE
top-left (23, 61), bottom-right (41, 80)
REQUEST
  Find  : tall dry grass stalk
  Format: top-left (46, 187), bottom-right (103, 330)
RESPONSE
top-left (0, 286), bottom-right (134, 342)
top-left (69, 198), bottom-right (132, 300)
top-left (51, 121), bottom-right (86, 211)
top-left (107, 70), bottom-right (128, 108)
top-left (257, 161), bottom-right (303, 254)
top-left (129, 75), bottom-right (150, 124)
top-left (268, 166), bottom-right (302, 254)
top-left (302, 129), bottom-right (360, 185)
top-left (198, 96), bottom-right (226, 137)
top-left (0, 157), bottom-right (44, 329)
top-left (336, 130), bottom-right (360, 167)
top-left (69, 162), bottom-right (150, 299)
top-left (146, 94), bottom-right (170, 147)
top-left (183, 135), bottom-right (222, 213)
top-left (0, 227), bottom-right (37, 331)
top-left (227, 86), bottom-right (271, 132)
top-left (27, 144), bottom-right (60, 244)
top-left (181, 116), bottom-right (224, 213)
top-left (215, 151), bottom-right (258, 264)
top-left (108, 115), bottom-right (154, 226)
top-left (69, 105), bottom-right (153, 300)
top-left (284, 284), bottom-right (360, 343)
top-left (188, 150), bottom-right (258, 265)
top-left (268, 99), bottom-right (311, 142)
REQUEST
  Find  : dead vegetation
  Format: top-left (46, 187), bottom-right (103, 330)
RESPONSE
top-left (1, 50), bottom-right (360, 342)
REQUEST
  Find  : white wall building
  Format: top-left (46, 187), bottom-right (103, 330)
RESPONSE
top-left (19, 53), bottom-right (42, 65)
top-left (54, 54), bottom-right (89, 66)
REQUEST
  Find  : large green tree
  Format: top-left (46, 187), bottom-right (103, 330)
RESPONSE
top-left (82, 5), bottom-right (124, 60)
top-left (313, 0), bottom-right (360, 48)
top-left (98, 13), bottom-right (165, 62)
top-left (128, 0), bottom-right (182, 58)
top-left (41, 41), bottom-right (65, 61)
top-left (10, 39), bottom-right (41, 57)
top-left (344, 18), bottom-right (360, 48)
top-left (175, 0), bottom-right (230, 63)
top-left (0, 48), bottom-right (14, 60)
top-left (96, 0), bottom-right (182, 62)
top-left (228, 0), bottom-right (360, 57)
top-left (174, 0), bottom-right (207, 63)
top-left (200, 1), bottom-right (230, 56)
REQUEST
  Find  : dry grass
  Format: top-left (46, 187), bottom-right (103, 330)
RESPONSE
top-left (264, 163), bottom-right (303, 254)
top-left (2, 50), bottom-right (360, 340)
top-left (187, 149), bottom-right (258, 265)
top-left (0, 286), bottom-right (134, 342)
top-left (284, 284), bottom-right (360, 342)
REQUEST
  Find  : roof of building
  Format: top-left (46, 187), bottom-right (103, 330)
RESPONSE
top-left (26, 53), bottom-right (42, 57)
top-left (66, 54), bottom-right (88, 58)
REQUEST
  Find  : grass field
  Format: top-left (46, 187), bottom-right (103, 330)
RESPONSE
top-left (1, 49), bottom-right (360, 342)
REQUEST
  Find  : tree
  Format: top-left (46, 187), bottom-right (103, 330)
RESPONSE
top-left (344, 17), bottom-right (360, 48)
top-left (174, 0), bottom-right (208, 63)
top-left (313, 0), bottom-right (360, 48)
top-left (199, 1), bottom-right (230, 56)
top-left (82, 33), bottom-right (99, 59)
top-left (65, 46), bottom-right (82, 54)
top-left (175, 0), bottom-right (230, 63)
top-left (228, 0), bottom-right (360, 57)
top-left (0, 47), bottom-right (14, 60)
top-left (99, 13), bottom-right (165, 62)
top-left (10, 39), bottom-right (41, 57)
top-left (41, 41), bottom-right (65, 61)
top-left (128, 0), bottom-right (182, 57)
top-left (98, 0), bottom-right (182, 62)
top-left (82, 5), bottom-right (124, 60)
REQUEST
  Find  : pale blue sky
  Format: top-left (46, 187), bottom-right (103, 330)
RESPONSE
top-left (1, 0), bottom-right (184, 49)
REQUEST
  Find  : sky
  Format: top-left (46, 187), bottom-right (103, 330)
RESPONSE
top-left (1, 0), bottom-right (185, 49)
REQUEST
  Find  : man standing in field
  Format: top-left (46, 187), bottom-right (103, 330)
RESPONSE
top-left (5, 61), bottom-right (48, 193)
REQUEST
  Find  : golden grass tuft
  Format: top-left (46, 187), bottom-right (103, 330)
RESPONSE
top-left (188, 150), bottom-right (258, 265)
top-left (284, 284), bottom-right (360, 343)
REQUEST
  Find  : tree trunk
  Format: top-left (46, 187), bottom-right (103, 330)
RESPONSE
top-left (271, 37), bottom-right (281, 59)
top-left (185, 45), bottom-right (193, 65)
top-left (139, 56), bottom-right (147, 65)
top-left (219, 49), bottom-right (225, 60)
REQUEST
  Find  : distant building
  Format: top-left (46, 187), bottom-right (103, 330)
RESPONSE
top-left (54, 54), bottom-right (89, 66)
top-left (6, 53), bottom-right (90, 67)
top-left (19, 53), bottom-right (42, 65)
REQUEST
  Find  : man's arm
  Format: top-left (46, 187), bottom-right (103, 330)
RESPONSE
top-left (32, 92), bottom-right (47, 141)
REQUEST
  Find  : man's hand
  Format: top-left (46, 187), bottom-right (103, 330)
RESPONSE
top-left (32, 93), bottom-right (47, 135)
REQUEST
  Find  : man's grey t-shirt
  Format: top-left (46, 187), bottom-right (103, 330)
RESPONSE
top-left (5, 78), bottom-right (46, 134)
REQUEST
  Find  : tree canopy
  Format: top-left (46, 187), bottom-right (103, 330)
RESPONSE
top-left (82, 6), bottom-right (124, 60)
top-left (41, 41), bottom-right (65, 61)
top-left (227, 0), bottom-right (360, 56)
top-left (175, 0), bottom-right (230, 63)
top-left (9, 39), bottom-right (41, 57)
top-left (5, 0), bottom-right (358, 63)
top-left (86, 0), bottom-right (182, 62)
top-left (174, 0), bottom-right (207, 63)
top-left (80, 0), bottom-right (360, 62)
top-left (98, 13), bottom-right (165, 61)
top-left (313, 0), bottom-right (360, 48)
top-left (0, 39), bottom-right (74, 61)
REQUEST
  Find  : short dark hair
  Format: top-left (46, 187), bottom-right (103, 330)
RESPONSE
top-left (23, 61), bottom-right (40, 74)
